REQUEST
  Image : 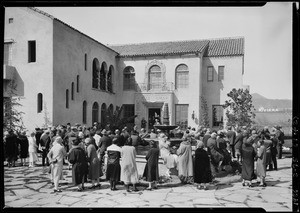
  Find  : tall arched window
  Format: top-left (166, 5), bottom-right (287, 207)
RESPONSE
top-left (108, 65), bottom-right (114, 93)
top-left (92, 102), bottom-right (99, 124)
top-left (37, 93), bottom-right (43, 113)
top-left (92, 58), bottom-right (100, 89)
top-left (108, 104), bottom-right (113, 115)
top-left (100, 62), bottom-right (107, 91)
top-left (82, 101), bottom-right (87, 124)
top-left (101, 103), bottom-right (107, 126)
top-left (123, 66), bottom-right (135, 90)
top-left (175, 64), bottom-right (189, 89)
top-left (149, 65), bottom-right (162, 90)
top-left (77, 75), bottom-right (79, 93)
top-left (71, 82), bottom-right (74, 100)
top-left (66, 89), bottom-right (69, 108)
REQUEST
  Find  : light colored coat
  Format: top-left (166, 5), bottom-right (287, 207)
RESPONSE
top-left (176, 141), bottom-right (193, 177)
top-left (120, 145), bottom-right (139, 184)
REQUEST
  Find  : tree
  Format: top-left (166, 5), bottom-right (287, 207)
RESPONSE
top-left (3, 78), bottom-right (25, 133)
top-left (42, 102), bottom-right (52, 128)
top-left (223, 88), bottom-right (256, 127)
top-left (200, 96), bottom-right (210, 127)
top-left (105, 105), bottom-right (137, 132)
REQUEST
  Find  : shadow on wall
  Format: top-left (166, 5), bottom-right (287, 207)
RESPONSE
top-left (13, 67), bottom-right (25, 96)
top-left (203, 58), bottom-right (224, 128)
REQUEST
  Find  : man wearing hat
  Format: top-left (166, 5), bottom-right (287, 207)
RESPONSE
top-left (274, 125), bottom-right (284, 159)
top-left (40, 130), bottom-right (51, 166)
top-left (226, 126), bottom-right (236, 158)
top-left (99, 129), bottom-right (112, 165)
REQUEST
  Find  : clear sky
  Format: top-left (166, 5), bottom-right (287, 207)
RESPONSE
top-left (38, 2), bottom-right (293, 100)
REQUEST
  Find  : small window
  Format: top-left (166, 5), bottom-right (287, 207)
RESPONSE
top-left (213, 105), bottom-right (224, 127)
top-left (37, 93), bottom-right (43, 113)
top-left (175, 64), bottom-right (189, 89)
top-left (28, 40), bottom-right (36, 63)
top-left (84, 54), bottom-right (87, 71)
top-left (8, 18), bottom-right (13, 24)
top-left (207, 66), bottom-right (213, 82)
top-left (77, 75), bottom-right (79, 93)
top-left (71, 82), bottom-right (74, 100)
top-left (66, 89), bottom-right (69, 108)
top-left (218, 66), bottom-right (224, 81)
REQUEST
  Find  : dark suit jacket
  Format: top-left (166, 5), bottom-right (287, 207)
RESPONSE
top-left (227, 130), bottom-right (236, 146)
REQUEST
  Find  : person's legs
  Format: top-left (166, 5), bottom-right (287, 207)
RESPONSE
top-left (272, 153), bottom-right (278, 170)
top-left (132, 183), bottom-right (139, 192)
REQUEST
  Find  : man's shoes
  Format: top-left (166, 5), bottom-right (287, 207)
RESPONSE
top-left (54, 189), bottom-right (62, 193)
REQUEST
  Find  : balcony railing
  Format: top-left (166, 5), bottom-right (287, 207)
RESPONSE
top-left (136, 82), bottom-right (175, 92)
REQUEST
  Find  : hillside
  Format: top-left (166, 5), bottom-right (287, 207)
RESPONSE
top-left (251, 93), bottom-right (292, 110)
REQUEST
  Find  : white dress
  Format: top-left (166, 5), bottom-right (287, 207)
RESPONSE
top-left (120, 145), bottom-right (139, 184)
top-left (28, 136), bottom-right (38, 163)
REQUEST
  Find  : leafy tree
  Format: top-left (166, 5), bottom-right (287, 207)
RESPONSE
top-left (105, 105), bottom-right (137, 132)
top-left (223, 88), bottom-right (256, 127)
top-left (3, 79), bottom-right (25, 133)
top-left (200, 96), bottom-right (210, 127)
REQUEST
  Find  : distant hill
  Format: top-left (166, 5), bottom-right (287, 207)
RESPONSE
top-left (251, 93), bottom-right (292, 110)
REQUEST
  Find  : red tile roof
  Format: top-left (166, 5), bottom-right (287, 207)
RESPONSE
top-left (109, 37), bottom-right (244, 57)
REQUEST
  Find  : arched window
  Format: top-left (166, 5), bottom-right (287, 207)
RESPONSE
top-left (92, 102), bottom-right (99, 124)
top-left (149, 65), bottom-right (162, 90)
top-left (66, 89), bottom-right (69, 108)
top-left (82, 101), bottom-right (87, 124)
top-left (77, 75), bottom-right (79, 93)
top-left (37, 93), bottom-right (43, 113)
top-left (84, 53), bottom-right (87, 71)
top-left (71, 82), bottom-right (74, 100)
top-left (101, 103), bottom-right (107, 126)
top-left (175, 64), bottom-right (189, 89)
top-left (100, 62), bottom-right (107, 91)
top-left (108, 104), bottom-right (113, 115)
top-left (108, 65), bottom-right (114, 93)
top-left (123, 66), bottom-right (135, 90)
top-left (92, 58), bottom-right (100, 89)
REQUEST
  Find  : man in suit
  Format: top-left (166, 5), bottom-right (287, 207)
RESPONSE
top-left (226, 126), bottom-right (236, 158)
top-left (275, 125), bottom-right (285, 159)
top-left (40, 130), bottom-right (51, 166)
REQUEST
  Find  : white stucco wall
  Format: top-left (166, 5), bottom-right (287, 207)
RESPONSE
top-left (4, 7), bottom-right (54, 132)
top-left (52, 20), bottom-right (119, 126)
top-left (116, 54), bottom-right (203, 129)
top-left (202, 55), bottom-right (244, 127)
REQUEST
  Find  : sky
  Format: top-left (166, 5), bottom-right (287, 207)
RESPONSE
top-left (38, 2), bottom-right (293, 100)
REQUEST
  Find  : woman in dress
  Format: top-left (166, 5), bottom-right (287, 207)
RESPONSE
top-left (158, 134), bottom-right (177, 178)
top-left (216, 131), bottom-right (231, 170)
top-left (85, 137), bottom-right (101, 189)
top-left (47, 136), bottom-right (67, 192)
top-left (241, 137), bottom-right (257, 187)
top-left (194, 140), bottom-right (212, 190)
top-left (143, 140), bottom-right (160, 190)
top-left (256, 139), bottom-right (267, 187)
top-left (176, 135), bottom-right (194, 184)
top-left (120, 137), bottom-right (139, 192)
top-left (18, 131), bottom-right (29, 166)
top-left (28, 132), bottom-right (38, 167)
top-left (68, 136), bottom-right (88, 191)
top-left (106, 138), bottom-right (122, 190)
top-left (207, 132), bottom-right (224, 174)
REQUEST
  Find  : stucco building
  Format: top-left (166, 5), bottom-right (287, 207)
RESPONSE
top-left (3, 7), bottom-right (248, 132)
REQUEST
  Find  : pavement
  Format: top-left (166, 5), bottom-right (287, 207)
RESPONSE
top-left (3, 155), bottom-right (292, 210)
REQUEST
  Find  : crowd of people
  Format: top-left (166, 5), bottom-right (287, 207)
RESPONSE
top-left (3, 122), bottom-right (286, 192)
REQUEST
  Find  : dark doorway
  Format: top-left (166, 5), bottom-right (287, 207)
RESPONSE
top-left (148, 108), bottom-right (161, 130)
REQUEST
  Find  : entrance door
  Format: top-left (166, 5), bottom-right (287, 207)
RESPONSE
top-left (148, 108), bottom-right (161, 130)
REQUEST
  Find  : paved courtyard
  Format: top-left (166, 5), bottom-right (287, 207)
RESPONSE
top-left (3, 156), bottom-right (292, 210)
